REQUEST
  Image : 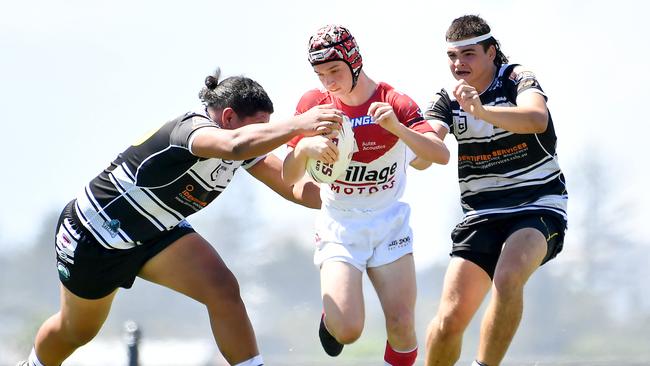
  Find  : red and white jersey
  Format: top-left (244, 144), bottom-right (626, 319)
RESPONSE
top-left (289, 82), bottom-right (433, 211)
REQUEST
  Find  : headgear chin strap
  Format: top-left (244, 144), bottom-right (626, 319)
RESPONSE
top-left (447, 32), bottom-right (493, 47)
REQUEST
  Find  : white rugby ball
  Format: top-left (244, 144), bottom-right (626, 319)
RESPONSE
top-left (306, 115), bottom-right (356, 184)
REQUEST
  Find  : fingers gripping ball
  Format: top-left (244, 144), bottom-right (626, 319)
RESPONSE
top-left (307, 115), bottom-right (356, 184)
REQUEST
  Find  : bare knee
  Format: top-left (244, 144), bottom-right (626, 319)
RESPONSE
top-left (60, 321), bottom-right (102, 348)
top-left (385, 308), bottom-right (415, 339)
top-left (200, 269), bottom-right (243, 308)
top-left (430, 311), bottom-right (469, 339)
top-left (334, 322), bottom-right (364, 344)
top-left (492, 268), bottom-right (526, 299)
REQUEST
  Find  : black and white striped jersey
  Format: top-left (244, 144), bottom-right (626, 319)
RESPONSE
top-left (424, 64), bottom-right (567, 223)
top-left (74, 110), bottom-right (262, 249)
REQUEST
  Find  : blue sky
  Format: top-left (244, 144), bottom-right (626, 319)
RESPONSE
top-left (1, 0), bottom-right (647, 266)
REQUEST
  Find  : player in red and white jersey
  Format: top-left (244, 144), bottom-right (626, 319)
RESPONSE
top-left (283, 25), bottom-right (449, 365)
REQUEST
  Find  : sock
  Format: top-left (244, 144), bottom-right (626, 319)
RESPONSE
top-left (28, 347), bottom-right (45, 366)
top-left (383, 341), bottom-right (417, 366)
top-left (472, 360), bottom-right (489, 366)
top-left (233, 355), bottom-right (264, 366)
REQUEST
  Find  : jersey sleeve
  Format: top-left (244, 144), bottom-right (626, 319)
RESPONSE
top-left (390, 91), bottom-right (432, 134)
top-left (506, 65), bottom-right (547, 102)
top-left (424, 89), bottom-right (453, 133)
top-left (171, 114), bottom-right (217, 151)
top-left (287, 89), bottom-right (327, 149)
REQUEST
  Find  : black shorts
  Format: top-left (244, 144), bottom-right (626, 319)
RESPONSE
top-left (54, 200), bottom-right (196, 299)
top-left (450, 211), bottom-right (566, 278)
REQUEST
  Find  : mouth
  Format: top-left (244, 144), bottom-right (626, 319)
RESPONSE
top-left (455, 70), bottom-right (471, 77)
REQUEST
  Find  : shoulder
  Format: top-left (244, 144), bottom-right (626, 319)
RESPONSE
top-left (424, 89), bottom-right (454, 124)
top-left (184, 111), bottom-right (214, 128)
top-left (506, 64), bottom-right (539, 84)
top-left (379, 82), bottom-right (418, 106)
top-left (297, 88), bottom-right (330, 112)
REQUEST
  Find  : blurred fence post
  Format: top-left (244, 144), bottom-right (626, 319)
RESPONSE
top-left (123, 320), bottom-right (141, 366)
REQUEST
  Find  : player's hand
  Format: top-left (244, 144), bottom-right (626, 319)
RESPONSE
top-left (453, 79), bottom-right (485, 119)
top-left (294, 104), bottom-right (343, 136)
top-left (296, 134), bottom-right (339, 164)
top-left (368, 102), bottom-right (401, 134)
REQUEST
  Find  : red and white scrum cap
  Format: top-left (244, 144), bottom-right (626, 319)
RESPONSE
top-left (308, 25), bottom-right (363, 86)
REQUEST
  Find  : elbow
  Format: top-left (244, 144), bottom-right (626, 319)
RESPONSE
top-left (228, 140), bottom-right (249, 160)
top-left (281, 166), bottom-right (301, 186)
top-left (427, 148), bottom-right (450, 165)
top-left (438, 149), bottom-right (450, 165)
top-left (530, 111), bottom-right (549, 134)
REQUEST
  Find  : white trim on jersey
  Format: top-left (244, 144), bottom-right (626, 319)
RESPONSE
top-left (459, 157), bottom-right (560, 195)
top-left (461, 170), bottom-right (563, 198)
top-left (456, 129), bottom-right (514, 144)
top-left (132, 145), bottom-right (189, 189)
top-left (109, 168), bottom-right (165, 231)
top-left (463, 194), bottom-right (568, 221)
top-left (116, 162), bottom-right (185, 221)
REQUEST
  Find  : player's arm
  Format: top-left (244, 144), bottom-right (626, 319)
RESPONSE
top-left (246, 154), bottom-right (321, 209)
top-left (410, 125), bottom-right (449, 169)
top-left (282, 135), bottom-right (338, 185)
top-left (191, 105), bottom-right (342, 160)
top-left (454, 69), bottom-right (549, 134)
top-left (369, 102), bottom-right (449, 165)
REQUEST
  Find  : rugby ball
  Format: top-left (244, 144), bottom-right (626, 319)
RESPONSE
top-left (306, 115), bottom-right (356, 184)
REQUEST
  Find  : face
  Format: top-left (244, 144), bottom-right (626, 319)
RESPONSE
top-left (446, 43), bottom-right (496, 88)
top-left (313, 60), bottom-right (353, 97)
top-left (221, 109), bottom-right (271, 130)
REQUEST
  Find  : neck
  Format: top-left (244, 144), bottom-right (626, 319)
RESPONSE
top-left (473, 64), bottom-right (498, 94)
top-left (337, 72), bottom-right (377, 106)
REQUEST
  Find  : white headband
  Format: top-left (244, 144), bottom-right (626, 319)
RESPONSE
top-left (447, 32), bottom-right (493, 47)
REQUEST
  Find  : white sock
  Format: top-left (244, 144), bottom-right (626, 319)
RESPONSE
top-left (28, 347), bottom-right (45, 366)
top-left (233, 355), bottom-right (264, 366)
top-left (472, 360), bottom-right (488, 366)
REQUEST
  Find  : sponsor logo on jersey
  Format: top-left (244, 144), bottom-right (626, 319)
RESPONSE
top-left (57, 261), bottom-right (71, 281)
top-left (329, 162), bottom-right (398, 195)
top-left (178, 184), bottom-right (208, 209)
top-left (344, 162), bottom-right (397, 184)
top-left (102, 219), bottom-right (121, 238)
top-left (360, 140), bottom-right (386, 151)
top-left (350, 115), bottom-right (374, 128)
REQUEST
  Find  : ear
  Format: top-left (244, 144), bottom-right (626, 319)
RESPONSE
top-left (220, 107), bottom-right (236, 129)
top-left (487, 44), bottom-right (496, 62)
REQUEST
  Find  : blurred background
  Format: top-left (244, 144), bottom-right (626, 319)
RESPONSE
top-left (1, 0), bottom-right (649, 364)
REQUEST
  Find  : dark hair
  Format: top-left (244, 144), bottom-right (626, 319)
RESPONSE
top-left (446, 15), bottom-right (509, 67)
top-left (198, 68), bottom-right (274, 118)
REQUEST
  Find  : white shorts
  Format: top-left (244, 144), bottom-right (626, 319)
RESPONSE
top-left (313, 202), bottom-right (413, 271)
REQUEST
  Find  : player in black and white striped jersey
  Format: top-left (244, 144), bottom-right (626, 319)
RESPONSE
top-left (17, 68), bottom-right (342, 366)
top-left (421, 15), bottom-right (569, 366)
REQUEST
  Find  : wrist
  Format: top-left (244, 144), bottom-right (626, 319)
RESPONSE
top-left (475, 105), bottom-right (489, 121)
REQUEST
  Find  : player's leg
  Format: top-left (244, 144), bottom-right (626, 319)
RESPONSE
top-left (320, 260), bottom-right (365, 345)
top-left (425, 257), bottom-right (491, 366)
top-left (367, 253), bottom-right (418, 365)
top-left (27, 200), bottom-right (119, 366)
top-left (31, 285), bottom-right (117, 366)
top-left (475, 224), bottom-right (551, 365)
top-left (138, 232), bottom-right (260, 365)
